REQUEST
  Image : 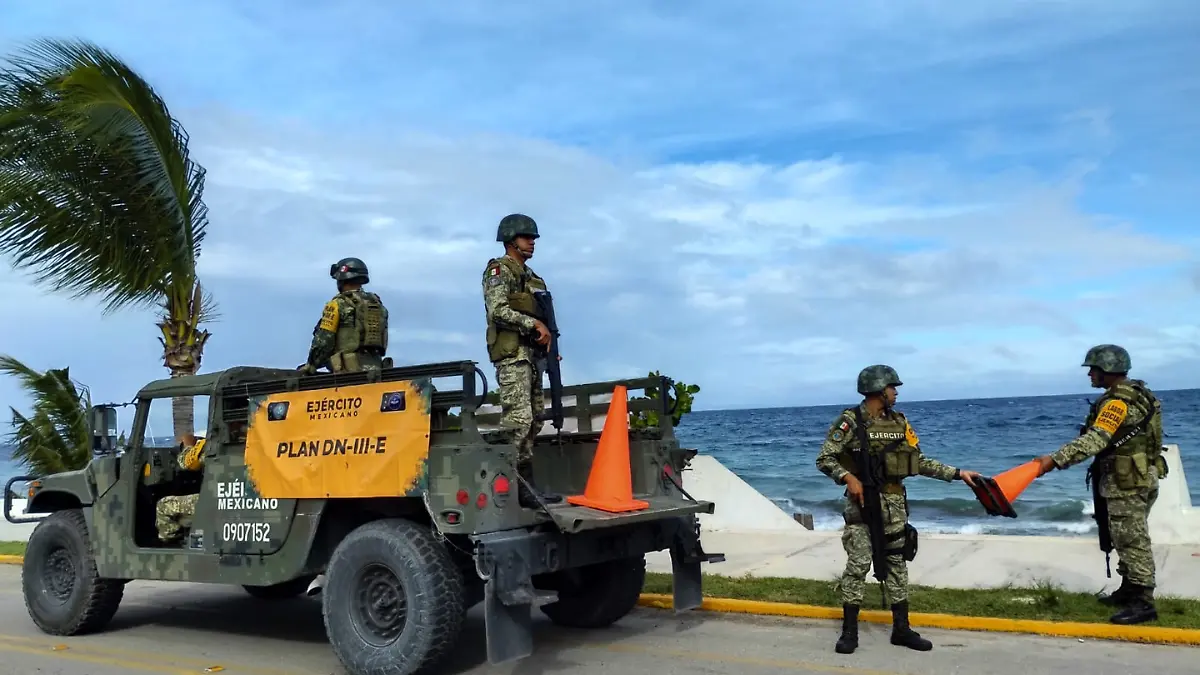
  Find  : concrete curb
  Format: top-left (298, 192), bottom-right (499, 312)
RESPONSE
top-left (637, 594), bottom-right (1200, 647)
top-left (0, 555), bottom-right (21, 565)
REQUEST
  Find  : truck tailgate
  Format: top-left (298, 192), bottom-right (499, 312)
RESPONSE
top-left (544, 495), bottom-right (714, 534)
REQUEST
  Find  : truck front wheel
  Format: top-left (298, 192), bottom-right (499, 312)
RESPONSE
top-left (540, 554), bottom-right (646, 629)
top-left (321, 518), bottom-right (466, 675)
top-left (22, 509), bottom-right (124, 635)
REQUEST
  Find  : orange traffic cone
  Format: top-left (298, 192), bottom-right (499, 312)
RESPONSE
top-left (970, 459), bottom-right (1042, 518)
top-left (566, 385), bottom-right (650, 513)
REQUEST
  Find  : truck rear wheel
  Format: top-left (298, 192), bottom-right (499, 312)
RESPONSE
top-left (540, 554), bottom-right (646, 629)
top-left (22, 509), bottom-right (124, 635)
top-left (322, 518), bottom-right (465, 675)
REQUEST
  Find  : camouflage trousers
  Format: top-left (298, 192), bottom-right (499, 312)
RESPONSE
top-left (156, 493), bottom-right (198, 541)
top-left (838, 492), bottom-right (910, 606)
top-left (1107, 486), bottom-right (1159, 590)
top-left (494, 358), bottom-right (544, 464)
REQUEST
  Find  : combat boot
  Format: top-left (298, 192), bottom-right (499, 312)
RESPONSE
top-left (834, 604), bottom-right (859, 654)
top-left (1109, 585), bottom-right (1158, 625)
top-left (516, 460), bottom-right (562, 508)
top-left (1097, 576), bottom-right (1135, 606)
top-left (889, 601), bottom-right (933, 651)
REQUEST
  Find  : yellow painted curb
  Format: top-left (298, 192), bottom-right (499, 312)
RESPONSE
top-left (637, 593), bottom-right (1200, 646)
top-left (0, 555), bottom-right (22, 565)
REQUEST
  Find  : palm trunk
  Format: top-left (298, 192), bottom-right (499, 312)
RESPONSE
top-left (169, 367), bottom-right (197, 444)
top-left (158, 281), bottom-right (211, 443)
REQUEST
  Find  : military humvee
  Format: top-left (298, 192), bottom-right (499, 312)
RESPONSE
top-left (5, 360), bottom-right (723, 675)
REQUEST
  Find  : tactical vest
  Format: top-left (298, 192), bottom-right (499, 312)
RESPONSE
top-left (485, 256), bottom-right (547, 362)
top-left (1086, 379), bottom-right (1165, 490)
top-left (836, 406), bottom-right (921, 489)
top-left (332, 290), bottom-right (387, 371)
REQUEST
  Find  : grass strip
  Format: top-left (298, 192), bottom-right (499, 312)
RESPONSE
top-left (3, 540), bottom-right (1197, 631)
top-left (642, 571), bottom-right (1200, 630)
top-left (0, 541), bottom-right (25, 556)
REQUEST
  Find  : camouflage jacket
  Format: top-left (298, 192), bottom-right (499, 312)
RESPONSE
top-left (482, 255), bottom-right (544, 364)
top-left (815, 402), bottom-right (959, 485)
top-left (305, 289), bottom-right (389, 371)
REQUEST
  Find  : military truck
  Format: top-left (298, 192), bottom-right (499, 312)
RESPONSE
top-left (5, 360), bottom-right (724, 675)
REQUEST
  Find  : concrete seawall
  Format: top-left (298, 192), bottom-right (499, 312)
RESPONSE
top-left (640, 443), bottom-right (1200, 598)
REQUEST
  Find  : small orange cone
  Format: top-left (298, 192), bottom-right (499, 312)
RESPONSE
top-left (970, 459), bottom-right (1042, 518)
top-left (566, 385), bottom-right (650, 513)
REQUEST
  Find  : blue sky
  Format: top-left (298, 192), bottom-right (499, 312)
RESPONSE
top-left (0, 0), bottom-right (1197, 420)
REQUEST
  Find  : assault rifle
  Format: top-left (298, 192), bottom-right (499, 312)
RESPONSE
top-left (851, 407), bottom-right (890, 608)
top-left (532, 289), bottom-right (564, 432)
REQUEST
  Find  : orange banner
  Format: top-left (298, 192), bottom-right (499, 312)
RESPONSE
top-left (244, 379), bottom-right (432, 499)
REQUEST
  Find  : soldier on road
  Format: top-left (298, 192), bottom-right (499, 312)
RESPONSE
top-left (1033, 344), bottom-right (1164, 625)
top-left (815, 365), bottom-right (982, 655)
top-left (481, 213), bottom-right (561, 508)
top-left (300, 257), bottom-right (391, 375)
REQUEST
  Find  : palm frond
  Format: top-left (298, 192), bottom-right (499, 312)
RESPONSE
top-left (0, 38), bottom-right (211, 316)
top-left (1, 354), bottom-right (92, 475)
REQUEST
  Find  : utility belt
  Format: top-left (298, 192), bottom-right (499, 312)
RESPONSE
top-left (880, 482), bottom-right (906, 496)
top-left (330, 348), bottom-right (387, 373)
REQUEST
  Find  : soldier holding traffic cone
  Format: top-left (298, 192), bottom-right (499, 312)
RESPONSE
top-left (1033, 344), bottom-right (1165, 626)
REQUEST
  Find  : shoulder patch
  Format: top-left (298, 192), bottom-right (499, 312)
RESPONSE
top-left (1093, 399), bottom-right (1128, 435)
top-left (905, 422), bottom-right (919, 447)
top-left (318, 300), bottom-right (339, 332)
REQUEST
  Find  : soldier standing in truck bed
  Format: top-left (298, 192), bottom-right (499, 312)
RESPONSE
top-left (481, 213), bottom-right (561, 508)
top-left (301, 257), bottom-right (390, 375)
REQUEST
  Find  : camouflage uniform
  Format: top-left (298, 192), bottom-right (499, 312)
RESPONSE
top-left (1045, 345), bottom-right (1164, 625)
top-left (155, 438), bottom-right (207, 542)
top-left (303, 257), bottom-right (390, 375)
top-left (482, 214), bottom-right (559, 507)
top-left (815, 365), bottom-right (965, 654)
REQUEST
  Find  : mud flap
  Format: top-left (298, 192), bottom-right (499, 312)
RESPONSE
top-left (484, 579), bottom-right (534, 665)
top-left (670, 541), bottom-right (703, 612)
top-left (475, 529), bottom-right (553, 665)
top-left (670, 515), bottom-right (724, 612)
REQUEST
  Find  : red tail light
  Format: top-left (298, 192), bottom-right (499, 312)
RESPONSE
top-left (475, 493), bottom-right (488, 509)
top-left (456, 489), bottom-right (469, 505)
top-left (492, 474), bottom-right (510, 496)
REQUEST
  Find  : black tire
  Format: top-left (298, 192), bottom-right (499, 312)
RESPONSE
top-left (21, 509), bottom-right (124, 635)
top-left (322, 518), bottom-right (465, 675)
top-left (243, 574), bottom-right (316, 600)
top-left (539, 554), bottom-right (646, 629)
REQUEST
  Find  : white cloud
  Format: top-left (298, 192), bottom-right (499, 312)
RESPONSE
top-left (0, 0), bottom-right (1197, 415)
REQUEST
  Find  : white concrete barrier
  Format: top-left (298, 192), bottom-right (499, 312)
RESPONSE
top-left (681, 455), bottom-right (807, 533)
top-left (1148, 443), bottom-right (1199, 545)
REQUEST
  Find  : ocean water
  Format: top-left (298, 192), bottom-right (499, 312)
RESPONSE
top-left (3, 389), bottom-right (1198, 537)
top-left (673, 388), bottom-right (1200, 537)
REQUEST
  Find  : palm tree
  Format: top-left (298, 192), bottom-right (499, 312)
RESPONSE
top-left (0, 355), bottom-right (92, 476)
top-left (0, 38), bottom-right (215, 443)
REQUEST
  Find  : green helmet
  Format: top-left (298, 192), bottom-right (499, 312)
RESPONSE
top-left (1081, 344), bottom-right (1131, 374)
top-left (330, 257), bottom-right (369, 284)
top-left (857, 364), bottom-right (903, 395)
top-left (496, 213), bottom-right (540, 242)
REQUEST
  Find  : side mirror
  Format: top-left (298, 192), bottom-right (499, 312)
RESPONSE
top-left (91, 406), bottom-right (119, 456)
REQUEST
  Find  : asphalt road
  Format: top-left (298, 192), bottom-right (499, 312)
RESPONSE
top-left (0, 565), bottom-right (1196, 675)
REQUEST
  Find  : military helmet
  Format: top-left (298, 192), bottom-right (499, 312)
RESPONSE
top-left (496, 213), bottom-right (540, 242)
top-left (330, 257), bottom-right (369, 284)
top-left (1081, 344), bottom-right (1131, 374)
top-left (857, 364), bottom-right (903, 395)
